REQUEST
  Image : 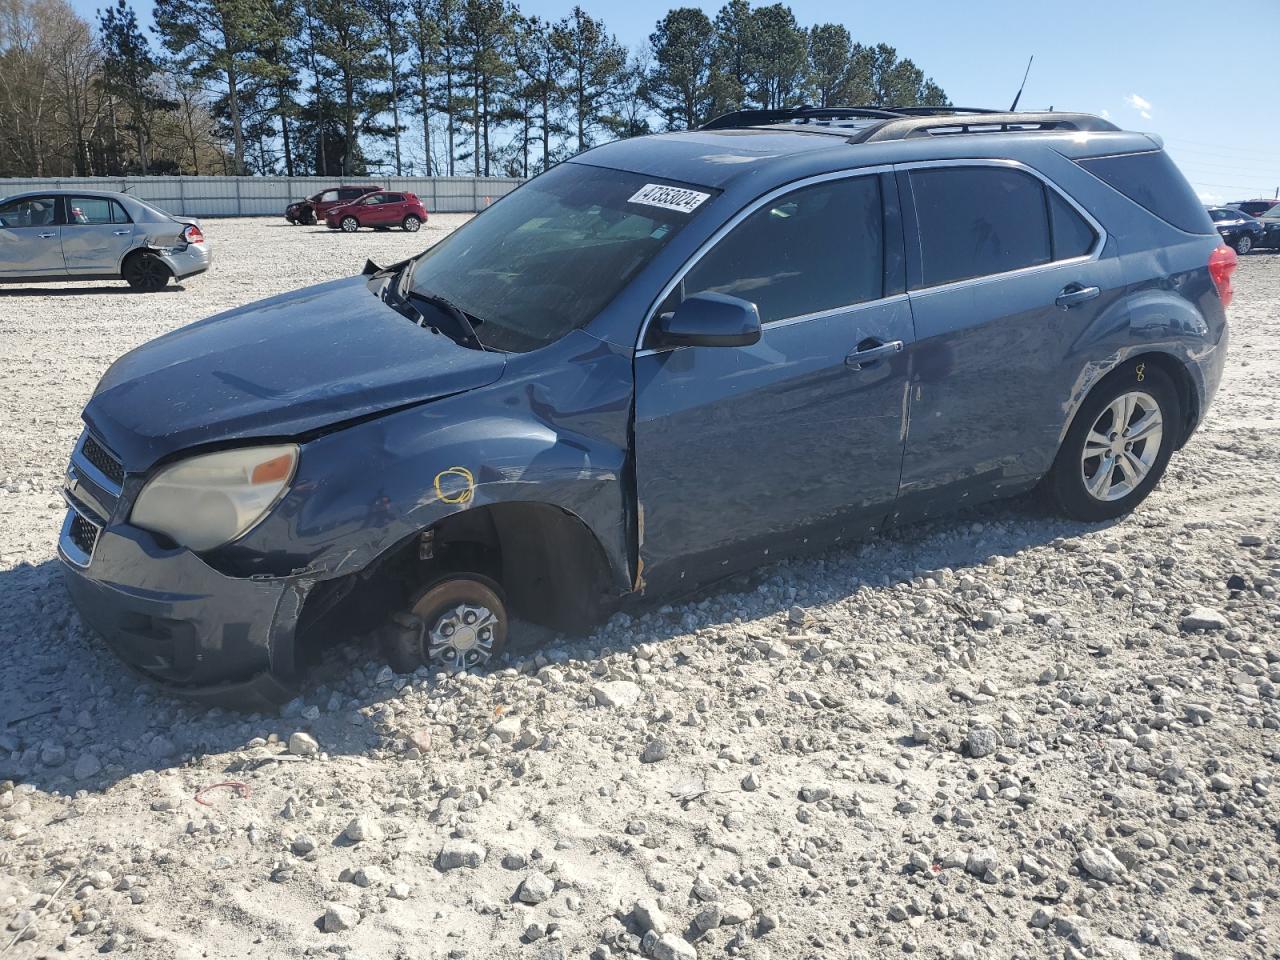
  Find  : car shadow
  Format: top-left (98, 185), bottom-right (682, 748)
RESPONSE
top-left (0, 285), bottom-right (188, 297)
top-left (0, 493), bottom-right (1115, 796)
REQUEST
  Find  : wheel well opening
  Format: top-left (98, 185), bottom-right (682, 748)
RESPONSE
top-left (294, 502), bottom-right (613, 666)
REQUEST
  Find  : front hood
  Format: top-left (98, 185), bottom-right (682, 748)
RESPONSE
top-left (86, 276), bottom-right (506, 470)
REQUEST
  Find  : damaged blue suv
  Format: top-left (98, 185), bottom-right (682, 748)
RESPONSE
top-left (59, 107), bottom-right (1234, 706)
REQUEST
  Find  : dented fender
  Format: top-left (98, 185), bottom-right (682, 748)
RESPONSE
top-left (218, 330), bottom-right (637, 594)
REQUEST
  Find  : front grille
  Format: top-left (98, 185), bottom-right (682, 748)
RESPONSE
top-left (82, 434), bottom-right (124, 488)
top-left (69, 512), bottom-right (100, 556)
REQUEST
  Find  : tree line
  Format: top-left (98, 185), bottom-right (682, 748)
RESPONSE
top-left (0, 0), bottom-right (949, 179)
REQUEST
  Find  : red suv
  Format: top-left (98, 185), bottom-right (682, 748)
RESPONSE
top-left (325, 192), bottom-right (428, 233)
top-left (285, 186), bottom-right (379, 225)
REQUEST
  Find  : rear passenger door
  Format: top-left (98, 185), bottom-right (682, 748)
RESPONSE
top-left (894, 161), bottom-right (1122, 522)
top-left (62, 196), bottom-right (136, 274)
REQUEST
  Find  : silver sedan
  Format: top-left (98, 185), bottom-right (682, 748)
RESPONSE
top-left (0, 190), bottom-right (211, 291)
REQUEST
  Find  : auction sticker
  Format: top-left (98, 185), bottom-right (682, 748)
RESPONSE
top-left (628, 183), bottom-right (711, 214)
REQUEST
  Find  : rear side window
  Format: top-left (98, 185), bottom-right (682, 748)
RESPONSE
top-left (1077, 151), bottom-right (1213, 234)
top-left (1048, 191), bottom-right (1097, 260)
top-left (673, 176), bottom-right (884, 324)
top-left (910, 166), bottom-right (1051, 287)
top-left (68, 197), bottom-right (129, 225)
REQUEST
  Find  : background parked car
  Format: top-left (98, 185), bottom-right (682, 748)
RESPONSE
top-left (0, 190), bottom-right (209, 291)
top-left (285, 186), bottom-right (378, 225)
top-left (1207, 206), bottom-right (1265, 254)
top-left (1226, 198), bottom-right (1280, 218)
top-left (325, 191), bottom-right (427, 232)
top-left (1254, 204), bottom-right (1280, 250)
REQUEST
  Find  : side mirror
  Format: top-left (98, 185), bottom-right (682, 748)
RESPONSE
top-left (653, 292), bottom-right (762, 349)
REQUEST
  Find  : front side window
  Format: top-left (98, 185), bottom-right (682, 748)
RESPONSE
top-left (410, 163), bottom-right (708, 353)
top-left (911, 166), bottom-right (1053, 287)
top-left (67, 197), bottom-right (128, 225)
top-left (0, 196), bottom-right (59, 228)
top-left (660, 176), bottom-right (885, 327)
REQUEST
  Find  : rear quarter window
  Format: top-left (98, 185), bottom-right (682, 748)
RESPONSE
top-left (1077, 150), bottom-right (1214, 234)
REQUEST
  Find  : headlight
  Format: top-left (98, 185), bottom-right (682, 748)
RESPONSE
top-left (130, 445), bottom-right (298, 550)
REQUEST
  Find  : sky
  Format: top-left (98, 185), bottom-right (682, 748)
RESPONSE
top-left (68, 0), bottom-right (1280, 203)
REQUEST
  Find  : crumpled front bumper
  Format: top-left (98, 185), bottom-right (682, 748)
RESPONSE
top-left (59, 505), bottom-right (304, 709)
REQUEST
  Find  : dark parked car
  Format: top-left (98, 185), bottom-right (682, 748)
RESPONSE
top-left (0, 190), bottom-right (209, 290)
top-left (285, 186), bottom-right (378, 225)
top-left (1253, 204), bottom-right (1280, 250)
top-left (325, 191), bottom-right (428, 232)
top-left (1226, 199), bottom-right (1280, 218)
top-left (1207, 206), bottom-right (1265, 254)
top-left (59, 107), bottom-right (1233, 706)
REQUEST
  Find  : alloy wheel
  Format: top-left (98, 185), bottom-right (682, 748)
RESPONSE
top-left (1235, 235), bottom-right (1252, 255)
top-left (1080, 390), bottom-right (1163, 502)
top-left (341, 216), bottom-right (359, 233)
top-left (402, 216), bottom-right (421, 232)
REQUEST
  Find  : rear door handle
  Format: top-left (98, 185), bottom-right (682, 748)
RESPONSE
top-left (112, 230), bottom-right (131, 236)
top-left (845, 339), bottom-right (903, 370)
top-left (1056, 284), bottom-right (1101, 309)
top-left (38, 232), bottom-right (56, 239)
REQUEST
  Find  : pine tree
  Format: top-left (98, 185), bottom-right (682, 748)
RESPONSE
top-left (646, 7), bottom-right (714, 130)
top-left (551, 6), bottom-right (625, 154)
top-left (98, 0), bottom-right (172, 173)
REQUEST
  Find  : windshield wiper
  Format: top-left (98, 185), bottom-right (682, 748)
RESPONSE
top-left (406, 290), bottom-right (487, 351)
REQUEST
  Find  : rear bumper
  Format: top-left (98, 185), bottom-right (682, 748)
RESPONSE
top-left (58, 514), bottom-right (304, 709)
top-left (160, 242), bottom-right (211, 281)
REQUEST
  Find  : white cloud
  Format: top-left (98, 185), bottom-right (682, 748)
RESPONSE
top-left (1196, 189), bottom-right (1224, 205)
top-left (1101, 108), bottom-right (1111, 120)
top-left (1125, 93), bottom-right (1153, 117)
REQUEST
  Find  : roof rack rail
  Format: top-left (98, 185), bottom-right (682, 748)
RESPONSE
top-left (877, 105), bottom-right (1004, 116)
top-left (850, 112), bottom-right (1120, 143)
top-left (699, 105), bottom-right (1120, 141)
top-left (701, 105), bottom-right (906, 130)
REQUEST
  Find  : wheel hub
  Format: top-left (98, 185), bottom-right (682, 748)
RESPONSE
top-left (1080, 389), bottom-right (1163, 502)
top-left (426, 603), bottom-right (498, 670)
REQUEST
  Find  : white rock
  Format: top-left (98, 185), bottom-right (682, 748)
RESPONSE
top-left (518, 870), bottom-right (554, 904)
top-left (438, 839), bottom-right (487, 870)
top-left (287, 731), bottom-right (319, 756)
top-left (342, 817), bottom-right (382, 843)
top-left (1180, 606), bottom-right (1229, 632)
top-left (591, 680), bottom-right (643, 708)
top-left (651, 932), bottom-right (697, 960)
top-left (1078, 846), bottom-right (1126, 883)
top-left (633, 898), bottom-right (668, 934)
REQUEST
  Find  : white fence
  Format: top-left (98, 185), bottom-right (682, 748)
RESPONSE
top-left (0, 176), bottom-right (523, 217)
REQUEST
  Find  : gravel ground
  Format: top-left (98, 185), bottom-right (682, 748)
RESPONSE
top-left (0, 219), bottom-right (1277, 960)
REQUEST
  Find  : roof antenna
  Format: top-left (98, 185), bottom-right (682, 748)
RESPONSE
top-left (1009, 55), bottom-right (1034, 111)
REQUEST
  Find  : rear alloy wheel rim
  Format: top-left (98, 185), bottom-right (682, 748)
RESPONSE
top-left (128, 256), bottom-right (167, 290)
top-left (1238, 236), bottom-right (1252, 254)
top-left (1080, 390), bottom-right (1163, 502)
top-left (426, 603), bottom-right (499, 671)
top-left (404, 217), bottom-right (420, 232)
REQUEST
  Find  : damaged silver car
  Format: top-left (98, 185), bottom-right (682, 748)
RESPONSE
top-left (0, 190), bottom-right (210, 291)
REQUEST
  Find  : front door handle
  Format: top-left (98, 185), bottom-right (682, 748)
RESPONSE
top-left (845, 339), bottom-right (903, 370)
top-left (1055, 284), bottom-right (1101, 309)
top-left (112, 230), bottom-right (131, 236)
top-left (38, 232), bottom-right (56, 239)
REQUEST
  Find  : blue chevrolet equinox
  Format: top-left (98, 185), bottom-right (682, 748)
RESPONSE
top-left (58, 107), bottom-right (1235, 706)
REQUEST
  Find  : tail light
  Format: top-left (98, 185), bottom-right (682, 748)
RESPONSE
top-left (1208, 245), bottom-right (1237, 308)
top-left (182, 224), bottom-right (204, 244)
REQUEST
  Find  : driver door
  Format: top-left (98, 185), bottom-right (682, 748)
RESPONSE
top-left (633, 173), bottom-right (914, 593)
top-left (0, 195), bottom-right (67, 278)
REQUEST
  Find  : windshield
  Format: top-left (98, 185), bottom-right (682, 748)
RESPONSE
top-left (1259, 204), bottom-right (1280, 220)
top-left (408, 163), bottom-right (713, 352)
